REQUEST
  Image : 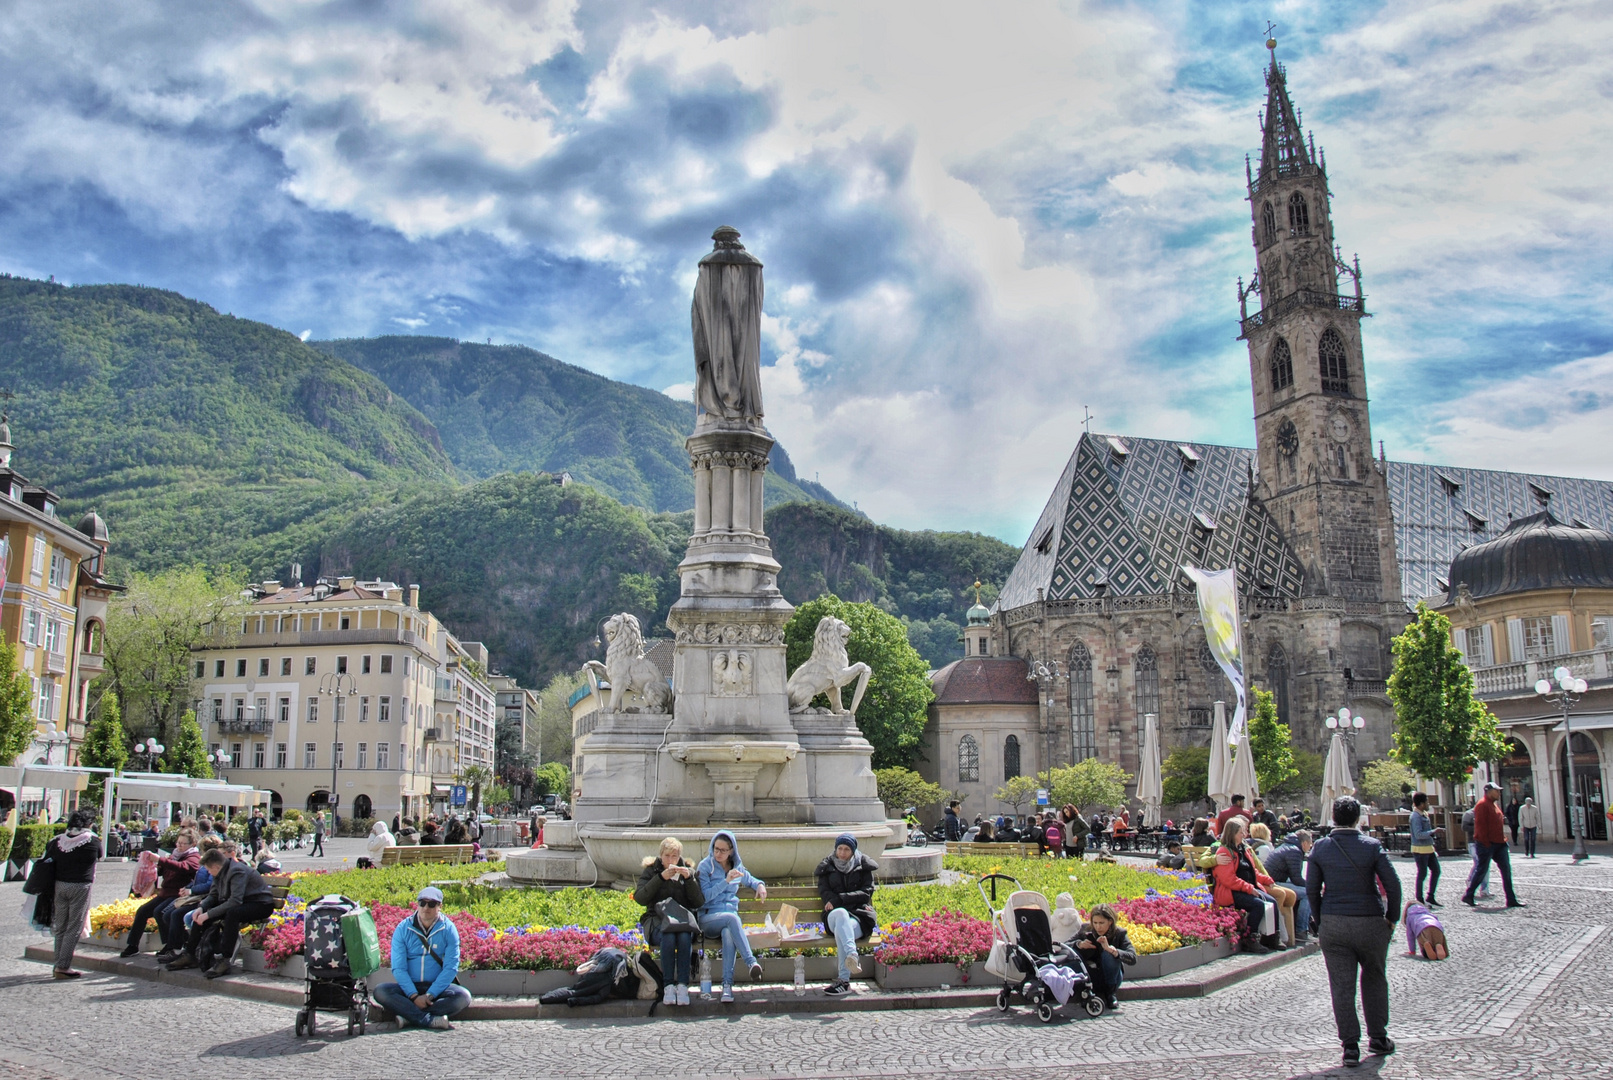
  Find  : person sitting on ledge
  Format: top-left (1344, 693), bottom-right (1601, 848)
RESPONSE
top-left (634, 837), bottom-right (704, 1007)
top-left (816, 834), bottom-right (878, 998)
top-left (1156, 841), bottom-right (1187, 870)
top-left (121, 827), bottom-right (199, 958)
top-left (696, 830), bottom-right (767, 1001)
top-left (155, 837), bottom-right (221, 964)
top-left (374, 887), bottom-right (473, 1030)
top-left (165, 847), bottom-right (276, 978)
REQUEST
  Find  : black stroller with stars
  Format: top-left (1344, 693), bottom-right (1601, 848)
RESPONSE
top-left (296, 894), bottom-right (375, 1037)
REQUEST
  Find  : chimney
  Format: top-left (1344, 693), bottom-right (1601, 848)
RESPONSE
top-left (261, 582), bottom-right (282, 595)
top-left (338, 576), bottom-right (356, 591)
top-left (408, 584), bottom-right (420, 609)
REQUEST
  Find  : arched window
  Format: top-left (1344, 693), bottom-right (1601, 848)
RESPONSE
top-left (958, 735), bottom-right (980, 784)
top-left (1270, 337), bottom-right (1293, 391)
top-left (1319, 328), bottom-right (1350, 395)
top-left (1070, 642), bottom-right (1097, 762)
top-left (1262, 201), bottom-right (1278, 246)
top-left (1134, 645), bottom-right (1160, 736)
top-left (1266, 643), bottom-right (1290, 727)
top-left (1287, 191), bottom-right (1310, 235)
top-left (1004, 735), bottom-right (1021, 781)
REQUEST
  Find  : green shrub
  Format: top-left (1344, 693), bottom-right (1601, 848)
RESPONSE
top-left (9, 823), bottom-right (67, 860)
top-left (338, 817), bottom-right (375, 838)
top-left (226, 818), bottom-right (249, 841)
top-left (0, 826), bottom-right (12, 862)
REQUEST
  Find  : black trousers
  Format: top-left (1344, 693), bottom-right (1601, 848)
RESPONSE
top-left (185, 901), bottom-right (277, 962)
top-left (310, 833), bottom-right (325, 856)
top-left (1319, 914), bottom-right (1393, 1049)
top-left (128, 895), bottom-right (175, 949)
top-left (1464, 842), bottom-right (1518, 905)
top-left (1414, 852), bottom-right (1440, 902)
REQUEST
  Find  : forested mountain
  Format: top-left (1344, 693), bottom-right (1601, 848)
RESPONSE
top-left (314, 335), bottom-right (847, 513)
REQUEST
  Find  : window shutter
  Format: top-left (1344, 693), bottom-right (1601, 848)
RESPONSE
top-left (1506, 618), bottom-right (1525, 664)
top-left (1480, 624), bottom-right (1495, 667)
top-left (1452, 629), bottom-right (1468, 662)
top-left (1551, 614), bottom-right (1571, 656)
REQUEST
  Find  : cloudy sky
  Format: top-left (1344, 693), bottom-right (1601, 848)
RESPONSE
top-left (3, 0), bottom-right (1611, 543)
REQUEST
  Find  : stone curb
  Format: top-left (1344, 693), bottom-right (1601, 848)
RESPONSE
top-left (25, 939), bottom-right (1318, 1018)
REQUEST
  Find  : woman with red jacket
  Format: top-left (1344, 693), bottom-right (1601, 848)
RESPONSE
top-left (1211, 818), bottom-right (1281, 954)
top-left (120, 828), bottom-right (201, 957)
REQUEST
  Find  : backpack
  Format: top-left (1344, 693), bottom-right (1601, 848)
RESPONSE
top-left (1044, 823), bottom-right (1063, 848)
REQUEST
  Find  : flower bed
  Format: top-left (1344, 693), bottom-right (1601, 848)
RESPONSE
top-left (873, 911), bottom-right (993, 967)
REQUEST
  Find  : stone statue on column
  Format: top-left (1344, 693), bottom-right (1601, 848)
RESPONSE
top-left (692, 226), bottom-right (765, 427)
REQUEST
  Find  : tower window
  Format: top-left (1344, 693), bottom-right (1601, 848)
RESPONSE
top-left (1070, 642), bottom-right (1096, 763)
top-left (1287, 191), bottom-right (1310, 236)
top-left (1270, 337), bottom-right (1294, 391)
top-left (957, 735), bottom-right (980, 784)
top-left (1319, 328), bottom-right (1350, 395)
top-left (1262, 201), bottom-right (1278, 246)
top-left (1134, 644), bottom-right (1160, 731)
top-left (1004, 735), bottom-right (1021, 781)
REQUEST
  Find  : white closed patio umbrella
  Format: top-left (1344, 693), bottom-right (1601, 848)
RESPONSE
top-left (1137, 712), bottom-right (1163, 828)
top-left (1208, 700), bottom-right (1233, 809)
top-left (1227, 737), bottom-right (1260, 806)
top-left (1320, 732), bottom-right (1355, 819)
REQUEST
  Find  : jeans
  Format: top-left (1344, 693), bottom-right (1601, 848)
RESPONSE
top-left (698, 911), bottom-right (756, 985)
top-left (1084, 947), bottom-right (1125, 998)
top-left (1414, 851), bottom-right (1441, 903)
top-left (1466, 842), bottom-right (1490, 893)
top-left (827, 907), bottom-right (860, 981)
top-left (1294, 893), bottom-right (1312, 938)
top-left (1319, 914), bottom-right (1393, 1049)
top-left (1229, 891), bottom-right (1275, 939)
top-left (659, 930), bottom-right (694, 987)
top-left (373, 981), bottom-right (472, 1026)
top-left (1464, 842), bottom-right (1518, 905)
top-left (128, 895), bottom-right (176, 950)
top-left (1523, 827), bottom-right (1538, 857)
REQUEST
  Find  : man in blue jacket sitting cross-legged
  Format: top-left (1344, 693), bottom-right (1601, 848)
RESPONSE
top-left (373, 886), bottom-right (473, 1030)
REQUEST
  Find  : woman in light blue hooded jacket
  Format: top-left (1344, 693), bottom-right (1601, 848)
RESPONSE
top-left (696, 830), bottom-right (767, 1000)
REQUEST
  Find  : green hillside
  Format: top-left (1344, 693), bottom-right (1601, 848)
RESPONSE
top-left (0, 276), bottom-right (456, 575)
top-left (313, 335), bottom-right (848, 513)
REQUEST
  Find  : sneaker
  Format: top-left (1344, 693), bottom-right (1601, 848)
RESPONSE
top-left (153, 951), bottom-right (179, 965)
top-left (824, 980), bottom-right (851, 997)
top-left (721, 985), bottom-right (734, 1003)
top-left (663, 984), bottom-right (676, 1005)
top-left (52, 970), bottom-right (83, 980)
top-left (1460, 895), bottom-right (1476, 907)
top-left (846, 952), bottom-right (862, 976)
top-left (119, 944), bottom-right (141, 958)
top-left (1505, 900), bottom-right (1527, 909)
top-left (429, 1015), bottom-right (453, 1031)
top-left (1342, 1044), bottom-right (1361, 1069)
top-left (1425, 900), bottom-right (1442, 910)
top-left (1368, 1037), bottom-right (1396, 1057)
top-left (675, 985), bottom-right (690, 1006)
top-left (748, 961), bottom-right (764, 982)
top-left (1104, 995), bottom-right (1120, 1011)
top-left (396, 1016), bottom-right (410, 1031)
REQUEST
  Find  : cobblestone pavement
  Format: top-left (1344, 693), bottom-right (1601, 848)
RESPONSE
top-left (0, 851), bottom-right (1606, 1080)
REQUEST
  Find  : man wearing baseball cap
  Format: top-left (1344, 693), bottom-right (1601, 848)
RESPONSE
top-left (1463, 782), bottom-right (1524, 909)
top-left (372, 886), bottom-right (473, 1029)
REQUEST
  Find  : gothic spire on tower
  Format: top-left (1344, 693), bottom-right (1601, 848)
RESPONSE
top-left (1258, 40), bottom-right (1313, 182)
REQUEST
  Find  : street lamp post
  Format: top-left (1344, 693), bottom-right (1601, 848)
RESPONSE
top-left (1537, 666), bottom-right (1592, 863)
top-left (134, 737), bottom-right (165, 772)
top-left (1326, 706), bottom-right (1366, 769)
top-left (210, 749), bottom-right (231, 784)
top-left (1026, 659), bottom-right (1068, 783)
top-left (319, 672), bottom-right (357, 825)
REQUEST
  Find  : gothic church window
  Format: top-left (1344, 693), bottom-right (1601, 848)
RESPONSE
top-left (958, 735), bottom-right (980, 783)
top-left (1319, 328), bottom-right (1350, 395)
top-left (1134, 645), bottom-right (1160, 729)
top-left (1262, 201), bottom-right (1278, 246)
top-left (1287, 191), bottom-right (1310, 235)
top-left (1270, 337), bottom-right (1294, 391)
top-left (1070, 642), bottom-right (1096, 762)
top-left (1004, 735), bottom-right (1021, 781)
top-left (1267, 643), bottom-right (1290, 726)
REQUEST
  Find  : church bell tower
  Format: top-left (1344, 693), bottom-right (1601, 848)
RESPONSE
top-left (1241, 41), bottom-right (1400, 605)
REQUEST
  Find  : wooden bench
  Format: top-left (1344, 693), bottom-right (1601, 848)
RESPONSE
top-left (702, 884), bottom-right (880, 954)
top-left (379, 844), bottom-right (474, 867)
top-left (944, 841), bottom-right (1040, 859)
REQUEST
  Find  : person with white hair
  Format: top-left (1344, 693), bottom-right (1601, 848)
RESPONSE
top-left (634, 836), bottom-right (704, 1006)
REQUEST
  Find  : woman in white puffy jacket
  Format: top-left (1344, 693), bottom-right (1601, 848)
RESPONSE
top-left (366, 819), bottom-right (396, 863)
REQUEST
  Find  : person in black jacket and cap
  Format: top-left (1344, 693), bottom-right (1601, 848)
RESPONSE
top-left (815, 833), bottom-right (878, 997)
top-left (165, 848), bottom-right (278, 978)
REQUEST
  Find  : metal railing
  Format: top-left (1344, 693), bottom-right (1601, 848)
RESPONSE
top-left (1240, 289), bottom-right (1366, 337)
top-left (209, 627), bottom-right (422, 649)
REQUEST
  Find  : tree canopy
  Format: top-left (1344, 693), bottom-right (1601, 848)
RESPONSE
top-left (0, 631), bottom-right (35, 765)
top-left (1042, 758), bottom-right (1131, 811)
top-left (1388, 603), bottom-right (1508, 788)
top-left (1247, 687), bottom-right (1298, 796)
top-left (79, 691), bottom-right (130, 806)
top-left (875, 766), bottom-right (948, 816)
top-left (993, 776), bottom-right (1041, 816)
top-left (1162, 745), bottom-right (1210, 807)
top-left (163, 710), bottom-right (213, 779)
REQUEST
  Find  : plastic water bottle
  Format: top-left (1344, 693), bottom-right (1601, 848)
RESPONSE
top-left (699, 951), bottom-right (713, 999)
top-left (793, 954), bottom-right (806, 996)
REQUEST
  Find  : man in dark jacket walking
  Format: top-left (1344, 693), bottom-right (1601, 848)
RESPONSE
top-left (942, 802), bottom-right (964, 842)
top-left (1307, 797), bottom-right (1402, 1069)
top-left (166, 849), bottom-right (277, 978)
top-left (1463, 782), bottom-right (1523, 908)
top-left (816, 834), bottom-right (878, 997)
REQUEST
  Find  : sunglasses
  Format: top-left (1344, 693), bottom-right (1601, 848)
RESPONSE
top-left (418, 900), bottom-right (441, 908)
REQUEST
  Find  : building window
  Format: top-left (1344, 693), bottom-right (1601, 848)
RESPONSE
top-left (1319, 328), bottom-right (1350, 395)
top-left (1523, 617), bottom-right (1558, 660)
top-left (1270, 337), bottom-right (1293, 391)
top-left (340, 616), bottom-right (351, 630)
top-left (336, 655), bottom-right (348, 675)
top-left (235, 658), bottom-right (247, 678)
top-left (1134, 645), bottom-right (1160, 729)
top-left (1070, 641), bottom-right (1097, 763)
top-left (305, 657), bottom-right (316, 675)
top-left (958, 735), bottom-right (980, 783)
top-left (278, 696), bottom-right (290, 723)
top-left (1267, 643), bottom-right (1291, 726)
top-left (334, 742), bottom-right (344, 769)
top-left (1187, 707), bottom-right (1211, 728)
top-left (360, 696), bottom-right (370, 722)
top-left (255, 695), bottom-right (267, 721)
top-left (253, 743), bottom-right (266, 769)
top-left (1262, 200), bottom-right (1277, 246)
top-left (978, 636), bottom-right (988, 656)
top-left (305, 743), bottom-right (317, 769)
top-left (1287, 191), bottom-right (1309, 235)
top-left (379, 696), bottom-right (391, 723)
top-left (1004, 734), bottom-right (1021, 781)
top-left (377, 742), bottom-right (390, 770)
top-left (233, 697), bottom-right (245, 721)
top-left (307, 697), bottom-right (318, 724)
top-left (211, 698), bottom-right (223, 722)
top-left (403, 656), bottom-right (411, 677)
top-left (381, 654), bottom-right (393, 674)
top-left (230, 742), bottom-right (243, 769)
top-left (258, 658), bottom-right (269, 677)
top-left (215, 659), bottom-right (225, 678)
top-left (357, 742), bottom-right (368, 770)
top-left (36, 678), bottom-right (57, 722)
top-left (281, 657), bottom-right (292, 676)
top-left (276, 742), bottom-right (287, 769)
top-left (194, 660), bottom-right (205, 679)
top-left (334, 696), bottom-right (346, 724)
top-left (1463, 625), bottom-right (1495, 667)
top-left (362, 655), bottom-right (372, 674)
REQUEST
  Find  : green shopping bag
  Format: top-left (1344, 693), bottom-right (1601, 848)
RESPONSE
top-left (341, 907), bottom-right (383, 980)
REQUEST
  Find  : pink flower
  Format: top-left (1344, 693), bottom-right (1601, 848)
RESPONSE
top-left (873, 911), bottom-right (994, 967)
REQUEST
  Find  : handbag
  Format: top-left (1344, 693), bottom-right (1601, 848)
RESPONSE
top-left (655, 897), bottom-right (700, 935)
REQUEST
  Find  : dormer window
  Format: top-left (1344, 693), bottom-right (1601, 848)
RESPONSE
top-left (1528, 481), bottom-right (1553, 507)
top-left (1106, 435), bottom-right (1130, 459)
top-left (1464, 509), bottom-right (1487, 533)
top-left (1177, 443), bottom-right (1201, 466)
top-left (1034, 526), bottom-right (1054, 555)
top-left (1436, 472), bottom-right (1461, 497)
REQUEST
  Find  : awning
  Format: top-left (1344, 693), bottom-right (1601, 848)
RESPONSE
top-left (111, 777), bottom-right (273, 806)
top-left (431, 785), bottom-right (452, 795)
top-left (0, 765), bottom-right (91, 792)
top-left (1551, 713), bottom-right (1613, 733)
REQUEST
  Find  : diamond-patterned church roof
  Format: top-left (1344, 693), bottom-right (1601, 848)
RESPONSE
top-left (998, 434), bottom-right (1613, 612)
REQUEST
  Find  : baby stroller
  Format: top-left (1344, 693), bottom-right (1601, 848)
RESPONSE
top-left (295, 894), bottom-right (378, 1037)
top-left (979, 873), bottom-right (1104, 1023)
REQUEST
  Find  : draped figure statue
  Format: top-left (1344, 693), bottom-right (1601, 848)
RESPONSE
top-left (691, 226), bottom-right (764, 426)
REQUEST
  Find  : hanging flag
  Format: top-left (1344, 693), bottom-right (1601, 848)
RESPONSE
top-left (1182, 566), bottom-right (1247, 744)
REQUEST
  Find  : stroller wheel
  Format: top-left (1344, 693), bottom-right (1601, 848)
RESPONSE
top-left (294, 1012), bottom-right (305, 1037)
top-left (996, 988), bottom-right (1012, 1012)
top-left (347, 1013), bottom-right (357, 1037)
top-left (1084, 995), bottom-right (1105, 1018)
top-left (1036, 1003), bottom-right (1056, 1023)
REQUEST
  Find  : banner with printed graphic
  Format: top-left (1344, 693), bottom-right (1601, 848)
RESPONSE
top-left (1182, 566), bottom-right (1247, 745)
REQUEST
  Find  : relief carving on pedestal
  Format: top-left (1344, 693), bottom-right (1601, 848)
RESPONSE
top-left (675, 621), bottom-right (783, 646)
top-left (710, 650), bottom-right (753, 697)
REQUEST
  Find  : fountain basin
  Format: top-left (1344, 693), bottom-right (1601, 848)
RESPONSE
top-left (579, 823), bottom-right (895, 886)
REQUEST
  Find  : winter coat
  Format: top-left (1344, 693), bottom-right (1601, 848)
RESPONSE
top-left (942, 809), bottom-right (964, 841)
top-left (1261, 840), bottom-right (1308, 889)
top-left (1306, 828), bottom-right (1402, 928)
top-left (390, 913), bottom-right (461, 998)
top-left (695, 831), bottom-right (764, 918)
top-left (154, 847), bottom-right (202, 898)
top-left (815, 852), bottom-right (879, 938)
top-left (366, 823), bottom-right (396, 861)
top-left (1210, 842), bottom-right (1274, 907)
top-left (633, 856), bottom-right (705, 914)
top-left (199, 860), bottom-right (275, 920)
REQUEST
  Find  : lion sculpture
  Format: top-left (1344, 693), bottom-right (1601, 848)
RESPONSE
top-left (582, 613), bottom-right (672, 713)
top-left (786, 616), bottom-right (871, 714)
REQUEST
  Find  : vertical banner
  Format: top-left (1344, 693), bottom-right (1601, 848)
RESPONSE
top-left (1182, 566), bottom-right (1247, 744)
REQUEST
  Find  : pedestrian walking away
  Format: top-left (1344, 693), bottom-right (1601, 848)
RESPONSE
top-left (1307, 796), bottom-right (1402, 1069)
top-left (1409, 792), bottom-right (1441, 908)
top-left (1519, 797), bottom-right (1541, 858)
top-left (310, 810), bottom-right (326, 857)
top-left (1463, 782), bottom-right (1523, 908)
top-left (1461, 803), bottom-right (1490, 899)
top-left (45, 810), bottom-right (102, 978)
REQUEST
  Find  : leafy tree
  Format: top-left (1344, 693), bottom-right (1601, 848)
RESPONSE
top-left (1388, 603), bottom-right (1509, 789)
top-left (875, 766), bottom-right (948, 816)
top-left (993, 775), bottom-right (1041, 817)
top-left (1269, 749), bottom-right (1324, 800)
top-left (494, 711), bottom-right (534, 794)
top-left (1041, 759), bottom-right (1131, 811)
top-left (457, 764), bottom-right (495, 814)
top-left (103, 566), bottom-right (248, 745)
top-left (1247, 687), bottom-right (1298, 796)
top-left (534, 671), bottom-right (586, 767)
top-left (162, 710), bottom-right (213, 778)
top-left (1162, 745), bottom-right (1210, 807)
top-left (533, 761), bottom-right (572, 799)
top-left (0, 631), bottom-right (35, 765)
top-left (79, 691), bottom-right (130, 806)
top-left (482, 783), bottom-right (513, 812)
top-left (784, 595), bottom-right (935, 769)
top-left (1359, 759), bottom-right (1418, 806)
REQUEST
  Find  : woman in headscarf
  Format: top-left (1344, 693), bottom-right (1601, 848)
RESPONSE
top-left (696, 830), bottom-right (767, 1001)
top-left (46, 810), bottom-right (103, 979)
top-left (814, 834), bottom-right (878, 997)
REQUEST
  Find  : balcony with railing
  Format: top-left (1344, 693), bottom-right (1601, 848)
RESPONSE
top-left (1240, 289), bottom-right (1366, 338)
top-left (1467, 646), bottom-right (1613, 699)
top-left (77, 651), bottom-right (105, 676)
top-left (215, 708), bottom-right (275, 735)
top-left (208, 627), bottom-right (422, 649)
